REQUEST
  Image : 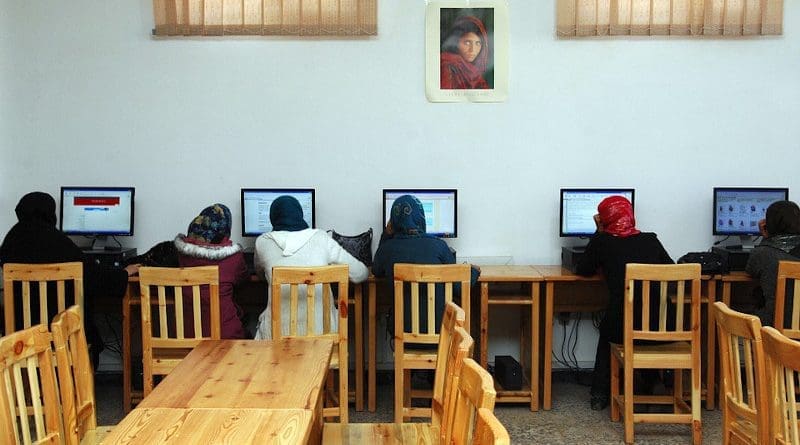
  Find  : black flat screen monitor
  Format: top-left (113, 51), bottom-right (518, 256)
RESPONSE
top-left (713, 187), bottom-right (789, 236)
top-left (60, 186), bottom-right (135, 236)
top-left (382, 189), bottom-right (457, 238)
top-left (560, 188), bottom-right (635, 237)
top-left (241, 188), bottom-right (315, 236)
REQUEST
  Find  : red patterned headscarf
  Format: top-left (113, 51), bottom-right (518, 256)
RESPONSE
top-left (597, 196), bottom-right (640, 238)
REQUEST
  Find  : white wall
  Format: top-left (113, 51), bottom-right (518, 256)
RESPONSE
top-left (3, 1), bottom-right (800, 364)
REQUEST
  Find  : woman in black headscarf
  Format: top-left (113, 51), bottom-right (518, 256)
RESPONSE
top-left (1, 191), bottom-right (133, 363)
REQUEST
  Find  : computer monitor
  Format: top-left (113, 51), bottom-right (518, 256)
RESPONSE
top-left (560, 188), bottom-right (635, 237)
top-left (241, 188), bottom-right (315, 236)
top-left (713, 187), bottom-right (789, 237)
top-left (60, 187), bottom-right (135, 236)
top-left (382, 189), bottom-right (457, 238)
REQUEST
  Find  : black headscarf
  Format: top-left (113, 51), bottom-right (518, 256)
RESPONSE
top-left (15, 191), bottom-right (57, 227)
top-left (269, 196), bottom-right (309, 232)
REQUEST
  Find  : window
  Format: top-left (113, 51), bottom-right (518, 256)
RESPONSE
top-left (556, 0), bottom-right (782, 37)
top-left (153, 0), bottom-right (377, 36)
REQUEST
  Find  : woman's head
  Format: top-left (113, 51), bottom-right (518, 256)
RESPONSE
top-left (186, 203), bottom-right (232, 244)
top-left (269, 196), bottom-right (309, 232)
top-left (765, 200), bottom-right (800, 236)
top-left (390, 195), bottom-right (426, 237)
top-left (15, 192), bottom-right (57, 227)
top-left (597, 196), bottom-right (640, 238)
top-left (441, 16), bottom-right (489, 71)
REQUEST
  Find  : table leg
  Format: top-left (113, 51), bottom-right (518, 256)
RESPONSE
top-left (354, 283), bottom-right (364, 411)
top-left (544, 282), bottom-right (554, 410)
top-left (705, 279), bottom-right (717, 410)
top-left (368, 280), bottom-right (377, 412)
top-left (480, 283), bottom-right (489, 368)
top-left (531, 282), bottom-right (540, 411)
top-left (122, 289), bottom-right (132, 414)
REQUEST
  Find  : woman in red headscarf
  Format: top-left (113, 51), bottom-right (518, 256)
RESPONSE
top-left (575, 196), bottom-right (673, 410)
top-left (440, 15), bottom-right (490, 90)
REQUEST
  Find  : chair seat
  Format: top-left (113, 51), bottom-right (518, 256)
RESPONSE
top-left (322, 422), bottom-right (440, 444)
top-left (611, 342), bottom-right (693, 369)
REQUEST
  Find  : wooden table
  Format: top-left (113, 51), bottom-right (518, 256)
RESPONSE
top-left (478, 265), bottom-right (542, 410)
top-left (101, 408), bottom-right (312, 444)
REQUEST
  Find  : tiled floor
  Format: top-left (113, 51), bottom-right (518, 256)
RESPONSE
top-left (98, 370), bottom-right (721, 444)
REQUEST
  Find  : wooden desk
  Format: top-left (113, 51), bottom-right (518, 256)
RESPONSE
top-left (478, 265), bottom-right (542, 410)
top-left (102, 408), bottom-right (312, 445)
top-left (535, 266), bottom-right (720, 410)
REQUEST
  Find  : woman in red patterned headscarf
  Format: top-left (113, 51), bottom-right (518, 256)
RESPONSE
top-left (440, 15), bottom-right (490, 89)
top-left (575, 195), bottom-right (673, 411)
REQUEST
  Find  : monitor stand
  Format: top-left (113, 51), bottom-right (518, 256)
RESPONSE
top-left (725, 235), bottom-right (757, 251)
top-left (90, 236), bottom-right (122, 251)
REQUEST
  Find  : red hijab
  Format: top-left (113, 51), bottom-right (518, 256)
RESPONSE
top-left (440, 16), bottom-right (490, 90)
top-left (598, 196), bottom-right (640, 238)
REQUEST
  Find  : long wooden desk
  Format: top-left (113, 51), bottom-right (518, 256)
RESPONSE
top-left (478, 265), bottom-right (542, 410)
top-left (132, 338), bottom-right (333, 444)
top-left (102, 408), bottom-right (312, 444)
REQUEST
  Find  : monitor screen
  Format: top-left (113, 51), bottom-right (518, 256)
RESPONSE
top-left (382, 189), bottom-right (457, 238)
top-left (713, 187), bottom-right (789, 236)
top-left (60, 187), bottom-right (135, 236)
top-left (241, 188), bottom-right (315, 236)
top-left (560, 188), bottom-right (635, 237)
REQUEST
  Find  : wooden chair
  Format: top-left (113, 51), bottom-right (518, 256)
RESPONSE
top-left (449, 358), bottom-right (498, 445)
top-left (322, 303), bottom-right (473, 444)
top-left (394, 263), bottom-right (471, 423)
top-left (3, 262), bottom-right (83, 335)
top-left (773, 260), bottom-right (800, 339)
top-left (472, 408), bottom-right (511, 445)
top-left (609, 263), bottom-right (702, 445)
top-left (0, 324), bottom-right (63, 445)
top-left (761, 326), bottom-right (800, 445)
top-left (271, 264), bottom-right (349, 423)
top-left (51, 305), bottom-right (114, 445)
top-left (713, 301), bottom-right (768, 445)
top-left (138, 265), bottom-right (220, 397)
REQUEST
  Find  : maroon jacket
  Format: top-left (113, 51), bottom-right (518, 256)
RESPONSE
top-left (174, 235), bottom-right (248, 339)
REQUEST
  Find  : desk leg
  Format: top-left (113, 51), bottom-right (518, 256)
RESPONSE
top-left (544, 282), bottom-right (554, 411)
top-left (480, 283), bottom-right (489, 368)
top-left (122, 290), bottom-right (132, 414)
top-left (368, 281), bottom-right (377, 412)
top-left (531, 282), bottom-right (540, 412)
top-left (354, 284), bottom-right (364, 411)
top-left (705, 279), bottom-right (717, 411)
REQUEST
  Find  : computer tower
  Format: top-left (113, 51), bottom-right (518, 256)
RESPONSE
top-left (711, 246), bottom-right (752, 271)
top-left (494, 355), bottom-right (523, 390)
top-left (561, 246), bottom-right (587, 273)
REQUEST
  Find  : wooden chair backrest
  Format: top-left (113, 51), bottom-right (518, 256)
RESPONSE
top-left (449, 358), bottom-right (497, 445)
top-left (762, 326), bottom-right (800, 445)
top-left (51, 305), bottom-right (96, 445)
top-left (473, 408), bottom-right (510, 445)
top-left (270, 264), bottom-right (349, 422)
top-left (431, 301), bottom-right (466, 427)
top-left (439, 326), bottom-right (475, 445)
top-left (623, 263), bottom-right (701, 347)
top-left (3, 262), bottom-right (83, 335)
top-left (0, 324), bottom-right (63, 445)
top-left (393, 263), bottom-right (471, 346)
top-left (774, 260), bottom-right (800, 339)
top-left (713, 301), bottom-right (768, 445)
top-left (138, 266), bottom-right (220, 396)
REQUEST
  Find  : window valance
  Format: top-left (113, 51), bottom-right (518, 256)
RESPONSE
top-left (153, 0), bottom-right (377, 36)
top-left (556, 0), bottom-right (782, 37)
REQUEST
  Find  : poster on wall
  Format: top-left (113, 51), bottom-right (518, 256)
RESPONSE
top-left (425, 0), bottom-right (508, 103)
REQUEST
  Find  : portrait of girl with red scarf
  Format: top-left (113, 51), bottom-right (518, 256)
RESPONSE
top-left (440, 13), bottom-right (492, 90)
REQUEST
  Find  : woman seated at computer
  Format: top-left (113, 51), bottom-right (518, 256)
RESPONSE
top-left (253, 195), bottom-right (369, 340)
top-left (174, 203), bottom-right (249, 339)
top-left (0, 191), bottom-right (135, 365)
top-left (372, 194), bottom-right (479, 334)
top-left (574, 195), bottom-right (673, 411)
top-left (745, 200), bottom-right (800, 327)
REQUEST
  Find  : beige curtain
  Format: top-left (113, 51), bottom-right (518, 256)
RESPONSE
top-left (557, 0), bottom-right (782, 36)
top-left (153, 0), bottom-right (378, 36)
